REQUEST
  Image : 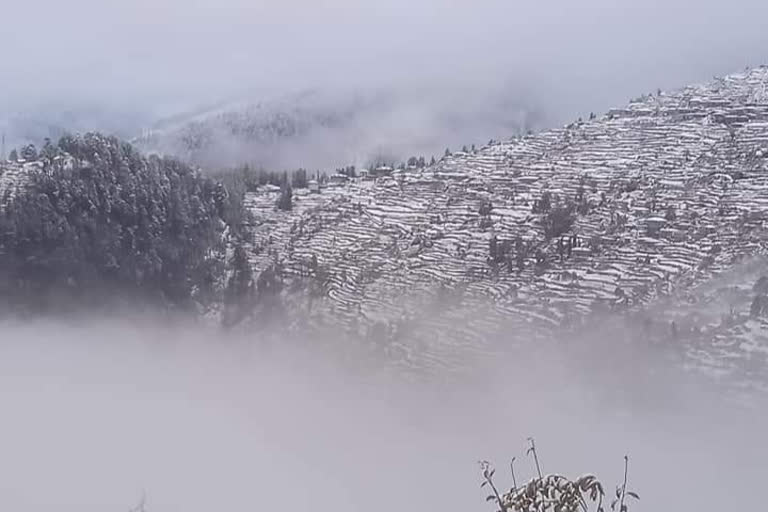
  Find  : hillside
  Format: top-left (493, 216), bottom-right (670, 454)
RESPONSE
top-left (0, 134), bottom-right (237, 314)
top-left (239, 67), bottom-right (768, 390)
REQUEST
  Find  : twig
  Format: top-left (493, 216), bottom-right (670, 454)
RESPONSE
top-left (619, 456), bottom-right (628, 512)
top-left (510, 457), bottom-right (518, 492)
top-left (480, 461), bottom-right (507, 512)
top-left (527, 437), bottom-right (543, 479)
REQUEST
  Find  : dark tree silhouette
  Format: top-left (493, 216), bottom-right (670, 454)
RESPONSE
top-left (276, 181), bottom-right (293, 211)
top-left (0, 133), bottom-right (237, 313)
top-left (20, 144), bottom-right (38, 161)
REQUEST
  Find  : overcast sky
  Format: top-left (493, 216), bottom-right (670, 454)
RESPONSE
top-left (4, 0), bottom-right (768, 125)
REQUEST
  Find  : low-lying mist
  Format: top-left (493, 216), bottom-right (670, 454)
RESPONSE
top-left (1, 314), bottom-right (764, 511)
top-left (139, 81), bottom-right (545, 171)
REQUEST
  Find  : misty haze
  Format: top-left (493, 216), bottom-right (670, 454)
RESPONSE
top-left (3, 1), bottom-right (768, 511)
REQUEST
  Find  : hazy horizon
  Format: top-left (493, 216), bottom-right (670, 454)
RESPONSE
top-left (4, 1), bottom-right (768, 149)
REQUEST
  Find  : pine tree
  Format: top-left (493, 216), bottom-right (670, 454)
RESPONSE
top-left (8, 149), bottom-right (17, 162)
top-left (533, 191), bottom-right (552, 213)
top-left (292, 168), bottom-right (308, 188)
top-left (228, 247), bottom-right (251, 295)
top-left (40, 138), bottom-right (58, 159)
top-left (276, 182), bottom-right (293, 211)
top-left (222, 244), bottom-right (255, 327)
top-left (665, 204), bottom-right (677, 221)
top-left (489, 235), bottom-right (498, 261)
top-left (20, 144), bottom-right (37, 161)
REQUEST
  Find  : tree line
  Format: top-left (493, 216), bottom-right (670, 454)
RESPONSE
top-left (0, 133), bottom-right (246, 314)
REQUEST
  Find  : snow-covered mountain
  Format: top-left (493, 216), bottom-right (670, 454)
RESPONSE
top-left (239, 66), bottom-right (768, 392)
top-left (133, 85), bottom-right (545, 171)
top-left (4, 66), bottom-right (768, 396)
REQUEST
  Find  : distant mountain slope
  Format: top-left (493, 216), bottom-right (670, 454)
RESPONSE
top-left (241, 66), bottom-right (768, 390)
top-left (133, 86), bottom-right (543, 171)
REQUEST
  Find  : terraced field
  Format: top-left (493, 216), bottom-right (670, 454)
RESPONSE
top-left (241, 67), bottom-right (768, 388)
top-left (2, 67), bottom-right (768, 392)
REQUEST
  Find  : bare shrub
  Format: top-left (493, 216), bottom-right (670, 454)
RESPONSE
top-left (480, 439), bottom-right (639, 512)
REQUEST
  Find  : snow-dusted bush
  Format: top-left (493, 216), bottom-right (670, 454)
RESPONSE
top-left (480, 440), bottom-right (639, 512)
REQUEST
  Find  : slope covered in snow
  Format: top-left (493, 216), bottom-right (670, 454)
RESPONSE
top-left (240, 67), bottom-right (768, 390)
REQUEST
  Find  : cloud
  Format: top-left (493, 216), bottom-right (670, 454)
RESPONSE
top-left (3, 0), bottom-right (768, 122)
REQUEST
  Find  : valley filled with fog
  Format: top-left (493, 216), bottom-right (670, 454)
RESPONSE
top-left (1, 317), bottom-right (766, 512)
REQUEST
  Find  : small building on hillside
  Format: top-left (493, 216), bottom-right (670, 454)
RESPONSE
top-left (308, 180), bottom-right (320, 193)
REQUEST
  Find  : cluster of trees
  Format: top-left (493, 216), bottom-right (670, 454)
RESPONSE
top-left (531, 185), bottom-right (592, 240)
top-left (445, 144), bottom-right (484, 156)
top-left (488, 181), bottom-right (602, 271)
top-left (542, 202), bottom-right (577, 239)
top-left (6, 140), bottom-right (62, 163)
top-left (0, 133), bottom-right (242, 313)
top-left (530, 191), bottom-right (576, 240)
top-left (406, 156), bottom-right (427, 168)
top-left (221, 244), bottom-right (256, 327)
top-left (334, 165), bottom-right (357, 178)
top-left (367, 154), bottom-right (436, 171)
top-left (212, 164), bottom-right (329, 214)
top-left (488, 235), bottom-right (545, 272)
top-left (405, 155), bottom-right (436, 168)
top-left (276, 182), bottom-right (293, 211)
top-left (220, 164), bottom-right (320, 192)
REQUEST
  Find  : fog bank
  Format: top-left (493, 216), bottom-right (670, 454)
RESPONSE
top-left (0, 316), bottom-right (764, 511)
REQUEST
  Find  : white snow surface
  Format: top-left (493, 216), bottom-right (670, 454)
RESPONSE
top-left (240, 66), bottom-right (768, 390)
